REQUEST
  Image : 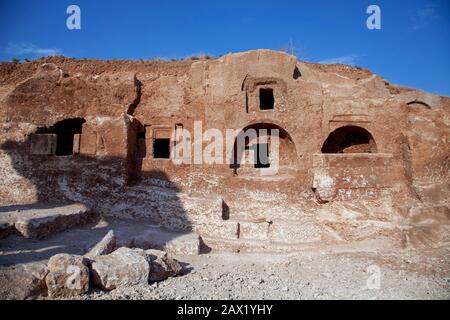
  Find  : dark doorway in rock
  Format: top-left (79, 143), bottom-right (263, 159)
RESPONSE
top-left (259, 88), bottom-right (274, 110)
top-left (321, 126), bottom-right (377, 154)
top-left (42, 118), bottom-right (86, 156)
top-left (153, 138), bottom-right (170, 159)
top-left (231, 122), bottom-right (297, 174)
top-left (254, 143), bottom-right (270, 168)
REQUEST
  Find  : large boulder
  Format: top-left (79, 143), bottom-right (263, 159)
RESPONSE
top-left (146, 249), bottom-right (183, 282)
top-left (85, 230), bottom-right (116, 259)
top-left (45, 254), bottom-right (90, 298)
top-left (0, 262), bottom-right (48, 300)
top-left (89, 247), bottom-right (149, 291)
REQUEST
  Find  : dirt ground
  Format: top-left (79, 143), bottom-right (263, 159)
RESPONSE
top-left (83, 249), bottom-right (449, 300)
top-left (1, 217), bottom-right (448, 300)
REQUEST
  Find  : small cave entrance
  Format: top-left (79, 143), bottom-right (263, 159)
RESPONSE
top-left (259, 88), bottom-right (274, 110)
top-left (38, 118), bottom-right (86, 156)
top-left (321, 126), bottom-right (377, 154)
top-left (293, 66), bottom-right (302, 79)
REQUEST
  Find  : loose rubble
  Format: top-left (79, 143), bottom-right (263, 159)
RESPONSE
top-left (0, 224), bottom-right (185, 299)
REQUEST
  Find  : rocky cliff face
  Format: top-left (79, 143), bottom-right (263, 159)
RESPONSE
top-left (0, 50), bottom-right (448, 251)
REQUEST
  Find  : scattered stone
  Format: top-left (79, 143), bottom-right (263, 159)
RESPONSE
top-left (0, 262), bottom-right (48, 300)
top-left (85, 230), bottom-right (116, 258)
top-left (145, 249), bottom-right (183, 282)
top-left (90, 247), bottom-right (149, 291)
top-left (45, 254), bottom-right (90, 298)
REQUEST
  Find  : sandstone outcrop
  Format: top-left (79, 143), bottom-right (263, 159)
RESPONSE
top-left (0, 50), bottom-right (448, 252)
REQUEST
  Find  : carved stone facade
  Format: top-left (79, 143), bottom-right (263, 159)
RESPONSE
top-left (1, 50), bottom-right (448, 251)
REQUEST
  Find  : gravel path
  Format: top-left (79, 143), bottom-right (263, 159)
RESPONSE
top-left (85, 248), bottom-right (450, 300)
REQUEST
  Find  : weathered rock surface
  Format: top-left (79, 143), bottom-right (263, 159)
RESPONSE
top-left (45, 254), bottom-right (90, 298)
top-left (85, 230), bottom-right (116, 258)
top-left (145, 249), bottom-right (183, 282)
top-left (0, 262), bottom-right (48, 299)
top-left (89, 247), bottom-right (149, 291)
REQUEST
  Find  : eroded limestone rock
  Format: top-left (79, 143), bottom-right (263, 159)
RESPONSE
top-left (45, 254), bottom-right (90, 298)
top-left (90, 247), bottom-right (149, 291)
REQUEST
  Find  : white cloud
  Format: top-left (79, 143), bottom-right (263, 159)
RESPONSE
top-left (412, 5), bottom-right (439, 31)
top-left (318, 54), bottom-right (360, 66)
top-left (2, 42), bottom-right (62, 56)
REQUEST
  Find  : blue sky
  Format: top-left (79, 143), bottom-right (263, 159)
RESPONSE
top-left (0, 0), bottom-right (449, 96)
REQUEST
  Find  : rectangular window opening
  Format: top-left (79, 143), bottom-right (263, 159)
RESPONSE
top-left (153, 138), bottom-right (170, 159)
top-left (259, 88), bottom-right (275, 110)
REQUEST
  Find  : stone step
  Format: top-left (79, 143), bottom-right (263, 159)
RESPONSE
top-left (0, 203), bottom-right (94, 239)
top-left (128, 226), bottom-right (201, 255)
top-left (201, 234), bottom-right (403, 253)
top-left (201, 236), bottom-right (324, 253)
top-left (197, 218), bottom-right (323, 244)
